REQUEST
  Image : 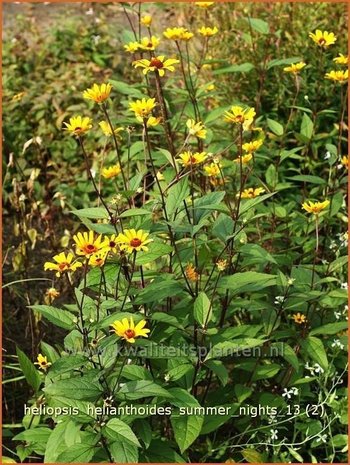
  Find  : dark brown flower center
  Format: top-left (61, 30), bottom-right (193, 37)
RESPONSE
top-left (109, 241), bottom-right (116, 248)
top-left (190, 156), bottom-right (197, 164)
top-left (58, 262), bottom-right (69, 270)
top-left (84, 244), bottom-right (97, 254)
top-left (125, 329), bottom-right (136, 339)
top-left (130, 238), bottom-right (142, 247)
top-left (150, 58), bottom-right (164, 69)
top-left (318, 38), bottom-right (326, 45)
top-left (236, 115), bottom-right (244, 122)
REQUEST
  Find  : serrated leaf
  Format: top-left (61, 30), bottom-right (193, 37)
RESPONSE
top-left (16, 347), bottom-right (42, 392)
top-left (44, 376), bottom-right (103, 401)
top-left (117, 380), bottom-right (173, 400)
top-left (56, 443), bottom-right (96, 463)
top-left (30, 305), bottom-right (75, 330)
top-left (109, 440), bottom-right (139, 463)
top-left (70, 207), bottom-right (109, 219)
top-left (267, 118), bottom-right (284, 136)
top-left (301, 113), bottom-right (314, 140)
top-left (219, 272), bottom-right (277, 294)
top-left (103, 419), bottom-right (140, 447)
top-left (301, 336), bottom-right (328, 371)
top-left (194, 292), bottom-right (212, 328)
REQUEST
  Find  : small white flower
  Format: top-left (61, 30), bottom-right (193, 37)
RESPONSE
top-left (164, 373), bottom-right (170, 382)
top-left (282, 388), bottom-right (293, 399)
top-left (90, 169), bottom-right (96, 178)
top-left (270, 429), bottom-right (278, 441)
top-left (324, 151), bottom-right (331, 160)
top-left (316, 433), bottom-right (328, 443)
top-left (268, 414), bottom-right (277, 424)
top-left (92, 35), bottom-right (101, 45)
top-left (290, 387), bottom-right (299, 395)
top-left (287, 278), bottom-right (295, 286)
top-left (86, 7), bottom-right (94, 15)
top-left (274, 295), bottom-right (284, 305)
top-left (329, 240), bottom-right (337, 250)
top-left (313, 363), bottom-right (324, 374)
top-left (340, 282), bottom-right (348, 290)
top-left (335, 311), bottom-right (342, 320)
top-left (331, 339), bottom-right (345, 350)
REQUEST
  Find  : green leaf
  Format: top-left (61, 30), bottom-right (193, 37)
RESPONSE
top-left (169, 388), bottom-right (204, 453)
top-left (49, 355), bottom-right (88, 376)
top-left (30, 305), bottom-right (75, 330)
top-left (218, 272), bottom-right (277, 294)
top-left (204, 360), bottom-right (229, 386)
top-left (142, 439), bottom-right (185, 462)
top-left (301, 336), bottom-right (328, 371)
top-left (151, 312), bottom-right (183, 329)
top-left (109, 79), bottom-right (146, 99)
top-left (194, 292), bottom-right (212, 328)
top-left (238, 193), bottom-right (276, 216)
top-left (14, 427), bottom-right (51, 443)
top-left (301, 113), bottom-right (314, 140)
top-left (206, 338), bottom-right (266, 360)
top-left (16, 347), bottom-right (42, 392)
top-left (70, 207), bottom-right (109, 219)
top-left (244, 17), bottom-right (269, 34)
top-left (267, 56), bottom-right (303, 69)
top-left (117, 380), bottom-right (173, 400)
top-left (267, 118), bottom-right (284, 136)
top-left (119, 208), bottom-right (151, 218)
top-left (240, 244), bottom-right (277, 265)
top-left (271, 342), bottom-right (299, 371)
top-left (213, 62), bottom-right (255, 75)
top-left (234, 384), bottom-right (253, 403)
top-left (103, 419), bottom-right (141, 447)
top-left (109, 440), bottom-right (139, 463)
top-left (44, 421), bottom-right (70, 463)
top-left (289, 174), bottom-right (326, 185)
top-left (135, 242), bottom-right (173, 266)
top-left (56, 443), bottom-right (96, 463)
top-left (242, 449), bottom-right (265, 463)
top-left (48, 397), bottom-right (97, 423)
top-left (134, 278), bottom-right (183, 304)
top-left (44, 376), bottom-right (103, 401)
top-left (166, 178), bottom-right (190, 217)
top-left (309, 321), bottom-right (348, 336)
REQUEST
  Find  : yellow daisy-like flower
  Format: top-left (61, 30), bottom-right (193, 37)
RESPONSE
top-left (333, 53), bottom-right (348, 65)
top-left (341, 155), bottom-right (348, 168)
top-left (34, 354), bottom-right (52, 371)
top-left (102, 164), bottom-right (122, 179)
top-left (146, 116), bottom-right (162, 127)
top-left (139, 36), bottom-right (161, 51)
top-left (283, 62), bottom-right (306, 73)
top-left (133, 56), bottom-right (180, 77)
top-left (195, 2), bottom-right (215, 7)
top-left (292, 313), bottom-right (307, 325)
top-left (129, 98), bottom-right (156, 120)
top-left (242, 139), bottom-right (263, 153)
top-left (63, 116), bottom-right (92, 137)
top-left (103, 234), bottom-right (119, 254)
top-left (99, 121), bottom-right (124, 138)
top-left (88, 250), bottom-right (108, 268)
top-left (302, 200), bottom-right (330, 215)
top-left (325, 70), bottom-right (348, 83)
top-left (45, 287), bottom-right (60, 304)
top-left (216, 259), bottom-right (228, 272)
top-left (178, 151), bottom-right (208, 167)
top-left (234, 153), bottom-right (253, 165)
top-left (163, 27), bottom-right (194, 41)
top-left (73, 231), bottom-right (109, 257)
top-left (124, 41), bottom-right (140, 53)
top-left (82, 83), bottom-right (112, 104)
top-left (116, 229), bottom-right (152, 254)
top-left (141, 15), bottom-right (152, 27)
top-left (204, 162), bottom-right (221, 177)
top-left (198, 26), bottom-right (218, 37)
top-left (240, 187), bottom-right (265, 199)
top-left (111, 316), bottom-right (150, 343)
top-left (224, 105), bottom-right (256, 129)
top-left (186, 119), bottom-right (207, 139)
top-left (44, 252), bottom-right (82, 277)
top-left (309, 30), bottom-right (336, 48)
top-left (185, 264), bottom-right (199, 282)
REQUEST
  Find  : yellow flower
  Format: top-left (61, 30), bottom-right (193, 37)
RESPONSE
top-left (63, 115), bottom-right (92, 136)
top-left (309, 30), bottom-right (336, 48)
top-left (178, 151), bottom-right (208, 167)
top-left (240, 187), bottom-right (265, 199)
top-left (116, 229), bottom-right (152, 254)
top-left (111, 316), bottom-right (150, 343)
top-left (185, 264), bottom-right (199, 282)
top-left (141, 15), bottom-right (152, 27)
top-left (302, 200), bottom-right (330, 215)
top-left (103, 234), bottom-right (119, 254)
top-left (216, 259), bottom-right (228, 271)
top-left (341, 155), bottom-right (348, 168)
top-left (224, 105), bottom-right (256, 130)
top-left (204, 162), bottom-right (221, 177)
top-left (186, 119), bottom-right (207, 139)
top-left (146, 116), bottom-right (162, 127)
top-left (73, 231), bottom-right (109, 257)
top-left (99, 121), bottom-right (124, 137)
top-left (82, 83), bottom-right (112, 104)
top-left (12, 91), bottom-right (26, 102)
top-left (45, 287), bottom-right (60, 304)
top-left (34, 354), bottom-right (52, 371)
top-left (102, 164), bottom-right (122, 179)
top-left (139, 36), bottom-right (161, 51)
top-left (129, 98), bottom-right (156, 120)
top-left (133, 56), bottom-right (180, 77)
top-left (333, 53), bottom-right (348, 65)
top-left (163, 27), bottom-right (194, 41)
top-left (198, 26), bottom-right (218, 37)
top-left (88, 250), bottom-right (108, 267)
top-left (124, 41), bottom-right (140, 53)
top-left (233, 153), bottom-right (253, 165)
top-left (205, 84), bottom-right (215, 92)
top-left (195, 2), bottom-right (215, 7)
top-left (44, 252), bottom-right (82, 277)
top-left (292, 313), bottom-right (307, 324)
top-left (283, 62), bottom-right (306, 73)
top-left (242, 139), bottom-right (263, 153)
top-left (325, 70), bottom-right (348, 83)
